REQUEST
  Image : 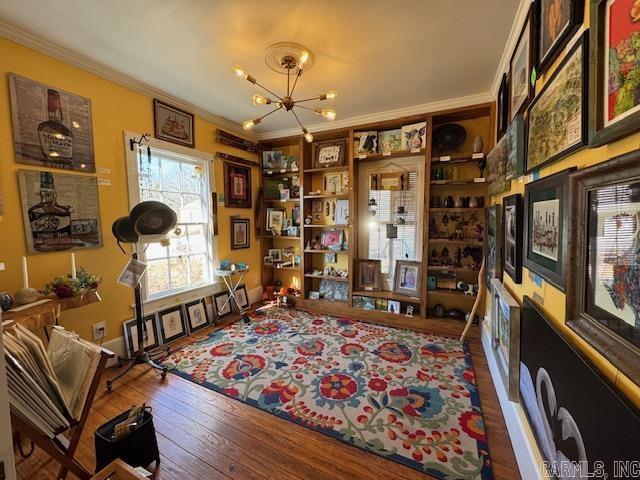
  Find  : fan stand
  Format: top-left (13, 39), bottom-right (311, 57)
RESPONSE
top-left (106, 251), bottom-right (168, 392)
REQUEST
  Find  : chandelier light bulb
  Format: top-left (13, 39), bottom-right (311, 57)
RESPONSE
top-left (233, 65), bottom-right (248, 79)
top-left (302, 128), bottom-right (313, 143)
top-left (326, 90), bottom-right (338, 99)
top-left (299, 50), bottom-right (310, 68)
top-left (317, 109), bottom-right (337, 120)
top-left (252, 94), bottom-right (270, 106)
top-left (243, 118), bottom-right (262, 130)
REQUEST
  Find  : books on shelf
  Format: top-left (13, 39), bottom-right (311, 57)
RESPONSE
top-left (3, 324), bottom-right (101, 438)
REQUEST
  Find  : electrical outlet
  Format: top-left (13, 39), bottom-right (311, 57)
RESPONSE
top-left (92, 321), bottom-right (106, 341)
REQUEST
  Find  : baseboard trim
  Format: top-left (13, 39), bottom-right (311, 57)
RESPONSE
top-left (480, 325), bottom-right (546, 480)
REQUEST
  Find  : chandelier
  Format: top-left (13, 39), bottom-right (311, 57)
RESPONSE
top-left (233, 42), bottom-right (337, 143)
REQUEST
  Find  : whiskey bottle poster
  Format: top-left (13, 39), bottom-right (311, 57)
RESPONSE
top-left (9, 73), bottom-right (95, 172)
top-left (18, 170), bottom-right (102, 253)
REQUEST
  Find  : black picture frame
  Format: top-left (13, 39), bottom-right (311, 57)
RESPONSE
top-left (153, 98), bottom-right (195, 148)
top-left (213, 291), bottom-right (233, 320)
top-left (485, 205), bottom-right (502, 285)
top-left (185, 298), bottom-right (210, 333)
top-left (312, 138), bottom-right (347, 169)
top-left (535, 0), bottom-right (584, 75)
top-left (588, 0), bottom-right (640, 147)
top-left (123, 314), bottom-right (160, 357)
top-left (157, 305), bottom-right (187, 344)
top-left (523, 167), bottom-right (575, 291)
top-left (566, 149), bottom-right (640, 385)
top-left (224, 162), bottom-right (252, 208)
top-left (496, 73), bottom-right (509, 140)
top-left (502, 193), bottom-right (524, 284)
top-left (525, 31), bottom-right (588, 173)
top-left (230, 217), bottom-right (250, 249)
top-left (508, 4), bottom-right (536, 120)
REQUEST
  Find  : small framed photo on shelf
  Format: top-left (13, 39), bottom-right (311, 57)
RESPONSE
top-left (335, 200), bottom-right (349, 225)
top-left (324, 173), bottom-right (342, 193)
top-left (401, 122), bottom-right (427, 150)
top-left (393, 260), bottom-right (421, 297)
top-left (262, 150), bottom-right (284, 170)
top-left (322, 230), bottom-right (343, 251)
top-left (153, 99), bottom-right (195, 148)
top-left (158, 306), bottom-right (187, 344)
top-left (356, 259), bottom-right (382, 291)
top-left (354, 131), bottom-right (378, 155)
top-left (213, 291), bottom-right (233, 319)
top-left (123, 314), bottom-right (160, 357)
top-left (313, 138), bottom-right (347, 169)
top-left (268, 248), bottom-right (283, 262)
top-left (264, 255), bottom-right (274, 265)
top-left (266, 208), bottom-right (285, 234)
top-left (378, 129), bottom-right (402, 154)
top-left (230, 217), bottom-right (250, 249)
top-left (388, 300), bottom-right (401, 314)
top-left (279, 188), bottom-right (290, 202)
top-left (185, 298), bottom-right (210, 333)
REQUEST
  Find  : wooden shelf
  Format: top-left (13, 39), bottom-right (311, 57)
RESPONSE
top-left (262, 169), bottom-right (300, 176)
top-left (3, 290), bottom-right (102, 327)
top-left (304, 166), bottom-right (349, 174)
top-left (354, 148), bottom-right (425, 162)
top-left (428, 238), bottom-right (483, 246)
top-left (304, 249), bottom-right (349, 254)
top-left (430, 153), bottom-right (484, 164)
top-left (264, 265), bottom-right (302, 272)
top-left (303, 193), bottom-right (349, 200)
top-left (352, 290), bottom-right (420, 302)
top-left (430, 179), bottom-right (485, 185)
top-left (427, 265), bottom-right (481, 273)
top-left (430, 207), bottom-right (484, 213)
top-left (303, 224), bottom-right (349, 229)
top-left (304, 274), bottom-right (349, 283)
top-left (264, 198), bottom-right (301, 204)
top-left (428, 289), bottom-right (477, 298)
top-left (263, 235), bottom-right (301, 240)
top-left (302, 297), bottom-right (348, 305)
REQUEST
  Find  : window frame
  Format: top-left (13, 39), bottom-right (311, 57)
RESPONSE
top-left (123, 131), bottom-right (216, 303)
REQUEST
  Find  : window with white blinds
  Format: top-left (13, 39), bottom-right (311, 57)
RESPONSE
top-left (128, 143), bottom-right (214, 300)
top-left (359, 159), bottom-right (424, 288)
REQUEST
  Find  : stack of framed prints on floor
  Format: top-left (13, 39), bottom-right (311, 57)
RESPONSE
top-left (123, 285), bottom-right (250, 356)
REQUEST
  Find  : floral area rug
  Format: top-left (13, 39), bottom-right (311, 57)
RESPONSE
top-left (164, 307), bottom-right (492, 479)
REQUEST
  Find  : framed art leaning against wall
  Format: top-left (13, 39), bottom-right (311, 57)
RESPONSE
top-left (566, 149), bottom-right (640, 385)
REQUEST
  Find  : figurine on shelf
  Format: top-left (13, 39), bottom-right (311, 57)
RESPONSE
top-left (473, 136), bottom-right (484, 154)
top-left (305, 215), bottom-right (312, 225)
top-left (305, 240), bottom-right (312, 250)
top-left (313, 235), bottom-right (323, 250)
top-left (477, 157), bottom-right (486, 178)
top-left (472, 223), bottom-right (484, 241)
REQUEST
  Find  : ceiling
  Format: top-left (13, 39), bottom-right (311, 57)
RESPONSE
top-left (0, 0), bottom-right (520, 136)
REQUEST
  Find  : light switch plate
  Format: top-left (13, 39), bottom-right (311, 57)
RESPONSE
top-left (0, 263), bottom-right (5, 271)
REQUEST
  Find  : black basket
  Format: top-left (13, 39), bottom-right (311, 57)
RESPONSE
top-left (94, 407), bottom-right (160, 472)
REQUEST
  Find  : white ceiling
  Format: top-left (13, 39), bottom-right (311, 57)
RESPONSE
top-left (0, 0), bottom-right (520, 136)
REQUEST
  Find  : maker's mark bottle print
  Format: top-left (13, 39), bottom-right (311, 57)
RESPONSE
top-left (37, 88), bottom-right (74, 167)
top-left (28, 171), bottom-right (72, 251)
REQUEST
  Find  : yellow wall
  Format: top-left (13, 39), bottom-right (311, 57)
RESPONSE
top-left (489, 1), bottom-right (640, 406)
top-left (0, 37), bottom-right (261, 342)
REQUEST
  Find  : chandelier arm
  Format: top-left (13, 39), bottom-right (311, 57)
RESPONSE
top-left (295, 105), bottom-right (318, 114)
top-left (294, 96), bottom-right (321, 104)
top-left (290, 108), bottom-right (306, 130)
top-left (287, 68), bottom-right (291, 97)
top-left (289, 68), bottom-right (302, 98)
top-left (254, 81), bottom-right (283, 101)
top-left (258, 106), bottom-right (283, 121)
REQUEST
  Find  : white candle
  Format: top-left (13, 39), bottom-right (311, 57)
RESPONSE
top-left (22, 256), bottom-right (29, 289)
top-left (71, 253), bottom-right (77, 279)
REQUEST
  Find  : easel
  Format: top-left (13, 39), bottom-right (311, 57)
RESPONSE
top-left (10, 333), bottom-right (114, 480)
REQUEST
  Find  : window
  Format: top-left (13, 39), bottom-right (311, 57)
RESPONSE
top-left (358, 158), bottom-right (424, 289)
top-left (126, 134), bottom-right (214, 300)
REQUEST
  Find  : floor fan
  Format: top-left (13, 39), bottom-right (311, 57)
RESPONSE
top-left (107, 201), bottom-right (177, 392)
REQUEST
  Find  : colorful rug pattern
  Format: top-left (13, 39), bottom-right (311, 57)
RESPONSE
top-left (165, 308), bottom-right (492, 479)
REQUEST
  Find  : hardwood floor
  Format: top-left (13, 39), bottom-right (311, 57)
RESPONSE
top-left (14, 309), bottom-right (520, 480)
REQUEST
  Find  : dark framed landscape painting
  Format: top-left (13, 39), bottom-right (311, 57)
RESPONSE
top-left (523, 168), bottom-right (574, 291)
top-left (503, 194), bottom-right (523, 284)
top-left (566, 149), bottom-right (640, 385)
top-left (520, 296), bottom-right (640, 478)
top-left (588, 0), bottom-right (640, 146)
top-left (535, 0), bottom-right (584, 74)
top-left (526, 31), bottom-right (588, 173)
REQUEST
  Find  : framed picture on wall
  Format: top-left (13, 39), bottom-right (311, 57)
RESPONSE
top-left (123, 315), bottom-right (160, 357)
top-left (526, 32), bottom-right (588, 173)
top-left (18, 170), bottom-right (102, 253)
top-left (485, 205), bottom-right (502, 285)
top-left (8, 73), bottom-right (96, 172)
top-left (496, 73), bottom-right (509, 139)
top-left (393, 260), bottom-right (422, 297)
top-left (486, 115), bottom-right (525, 196)
top-left (313, 139), bottom-right (347, 169)
top-left (224, 162), bottom-right (252, 208)
top-left (158, 306), bottom-right (187, 344)
top-left (566, 150), bottom-right (640, 385)
top-left (523, 168), bottom-right (574, 291)
top-left (508, 4), bottom-right (535, 119)
top-left (588, 0), bottom-right (640, 146)
top-left (535, 0), bottom-right (584, 74)
top-left (490, 279), bottom-right (521, 401)
top-left (185, 298), bottom-right (210, 333)
top-left (502, 193), bottom-right (524, 284)
top-left (153, 99), bottom-right (195, 148)
top-left (230, 217), bottom-right (250, 249)
top-left (356, 259), bottom-right (382, 291)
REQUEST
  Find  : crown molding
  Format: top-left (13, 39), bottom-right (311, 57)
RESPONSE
top-left (257, 91), bottom-right (494, 140)
top-left (489, 0), bottom-right (533, 98)
top-left (0, 19), bottom-right (257, 141)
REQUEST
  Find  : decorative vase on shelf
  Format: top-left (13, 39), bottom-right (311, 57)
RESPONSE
top-left (454, 196), bottom-right (464, 208)
top-left (472, 136), bottom-right (484, 154)
top-left (469, 197), bottom-right (479, 208)
top-left (477, 158), bottom-right (486, 178)
top-left (443, 196), bottom-right (454, 208)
